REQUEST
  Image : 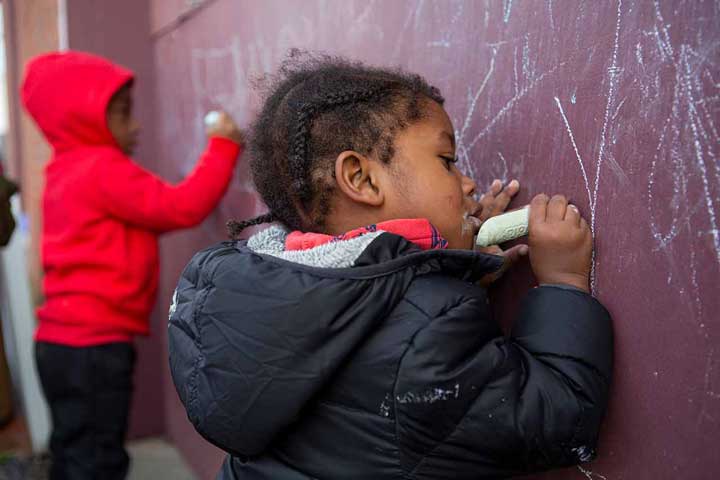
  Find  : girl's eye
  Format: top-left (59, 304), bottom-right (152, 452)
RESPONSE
top-left (439, 155), bottom-right (457, 171)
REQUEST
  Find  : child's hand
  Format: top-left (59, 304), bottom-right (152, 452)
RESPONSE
top-left (477, 243), bottom-right (529, 288)
top-left (475, 179), bottom-right (526, 287)
top-left (528, 194), bottom-right (592, 292)
top-left (205, 110), bottom-right (244, 145)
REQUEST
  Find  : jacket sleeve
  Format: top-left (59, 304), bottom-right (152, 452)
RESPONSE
top-left (394, 284), bottom-right (613, 478)
top-left (93, 137), bottom-right (240, 233)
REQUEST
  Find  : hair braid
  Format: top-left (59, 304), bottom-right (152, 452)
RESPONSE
top-left (288, 86), bottom-right (387, 206)
top-left (226, 212), bottom-right (275, 240)
top-left (288, 103), bottom-right (319, 200)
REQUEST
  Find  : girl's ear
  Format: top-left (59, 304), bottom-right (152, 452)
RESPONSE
top-left (334, 150), bottom-right (385, 207)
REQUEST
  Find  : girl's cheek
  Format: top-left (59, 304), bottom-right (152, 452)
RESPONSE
top-left (444, 192), bottom-right (462, 210)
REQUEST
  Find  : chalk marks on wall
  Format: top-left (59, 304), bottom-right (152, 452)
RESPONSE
top-left (180, 0), bottom-right (720, 288)
top-left (190, 36), bottom-right (250, 119)
top-left (502, 0), bottom-right (513, 24)
top-left (642, 0), bottom-right (720, 331)
top-left (152, 1), bottom-right (720, 478)
top-left (546, 0), bottom-right (624, 293)
top-left (645, 2), bottom-right (720, 261)
top-left (189, 35), bottom-right (273, 219)
top-left (446, 0), bottom-right (604, 287)
top-left (697, 348), bottom-right (720, 429)
top-left (577, 465), bottom-right (607, 480)
top-left (454, 46), bottom-right (498, 181)
top-left (554, 97), bottom-right (592, 217)
top-left (593, 0), bottom-right (624, 236)
top-left (443, 0), bottom-right (719, 311)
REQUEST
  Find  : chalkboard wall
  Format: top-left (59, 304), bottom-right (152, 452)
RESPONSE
top-left (148, 1), bottom-right (720, 478)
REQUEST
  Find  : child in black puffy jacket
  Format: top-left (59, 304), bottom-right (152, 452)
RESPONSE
top-left (169, 52), bottom-right (613, 479)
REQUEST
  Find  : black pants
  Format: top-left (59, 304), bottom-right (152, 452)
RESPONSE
top-left (35, 341), bottom-right (135, 480)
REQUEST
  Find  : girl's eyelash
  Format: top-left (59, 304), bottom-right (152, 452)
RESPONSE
top-left (439, 155), bottom-right (457, 171)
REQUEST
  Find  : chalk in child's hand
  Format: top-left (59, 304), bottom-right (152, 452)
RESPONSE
top-left (204, 111), bottom-right (221, 128)
top-left (475, 206), bottom-right (530, 247)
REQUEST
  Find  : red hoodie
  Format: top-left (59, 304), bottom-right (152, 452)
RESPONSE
top-left (21, 51), bottom-right (241, 346)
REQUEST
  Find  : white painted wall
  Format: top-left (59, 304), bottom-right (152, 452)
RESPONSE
top-left (0, 196), bottom-right (50, 451)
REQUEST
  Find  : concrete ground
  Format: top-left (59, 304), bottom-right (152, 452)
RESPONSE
top-left (0, 437), bottom-right (195, 480)
top-left (128, 438), bottom-right (196, 480)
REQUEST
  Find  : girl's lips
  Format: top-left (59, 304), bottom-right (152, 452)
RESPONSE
top-left (466, 214), bottom-right (482, 231)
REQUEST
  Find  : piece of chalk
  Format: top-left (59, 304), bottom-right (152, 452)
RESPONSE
top-left (475, 206), bottom-right (530, 247)
top-left (204, 111), bottom-right (221, 127)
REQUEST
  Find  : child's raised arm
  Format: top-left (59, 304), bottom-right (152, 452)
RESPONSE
top-left (393, 193), bottom-right (611, 475)
top-left (393, 283), bottom-right (611, 475)
top-left (91, 112), bottom-right (243, 233)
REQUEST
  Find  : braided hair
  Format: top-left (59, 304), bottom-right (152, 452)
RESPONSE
top-left (227, 50), bottom-right (444, 239)
top-left (227, 212), bottom-right (275, 240)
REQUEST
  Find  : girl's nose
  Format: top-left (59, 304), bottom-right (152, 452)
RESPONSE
top-left (461, 174), bottom-right (477, 198)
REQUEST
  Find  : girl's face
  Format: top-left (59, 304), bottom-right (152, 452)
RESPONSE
top-left (383, 100), bottom-right (481, 249)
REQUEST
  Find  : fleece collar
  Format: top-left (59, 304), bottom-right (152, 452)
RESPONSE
top-left (247, 219), bottom-right (447, 269)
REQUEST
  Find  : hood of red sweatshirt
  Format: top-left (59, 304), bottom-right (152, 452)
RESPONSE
top-left (21, 50), bottom-right (134, 152)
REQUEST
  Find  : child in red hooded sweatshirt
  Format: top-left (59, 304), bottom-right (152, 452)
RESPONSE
top-left (21, 50), bottom-right (243, 480)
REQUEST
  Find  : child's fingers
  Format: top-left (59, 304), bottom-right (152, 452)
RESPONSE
top-left (504, 179), bottom-right (520, 196)
top-left (565, 203), bottom-right (581, 226)
top-left (205, 110), bottom-right (244, 144)
top-left (478, 192), bottom-right (497, 220)
top-left (580, 217), bottom-right (592, 237)
top-left (547, 194), bottom-right (568, 221)
top-left (481, 179), bottom-right (516, 200)
top-left (529, 193), bottom-right (549, 224)
top-left (476, 245), bottom-right (502, 256)
top-left (217, 111), bottom-right (234, 128)
top-left (503, 243), bottom-right (529, 264)
top-left (477, 243), bottom-right (528, 287)
top-left (491, 179), bottom-right (519, 211)
top-left (479, 180), bottom-right (519, 220)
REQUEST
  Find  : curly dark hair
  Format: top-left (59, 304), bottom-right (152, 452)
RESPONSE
top-left (227, 50), bottom-right (445, 239)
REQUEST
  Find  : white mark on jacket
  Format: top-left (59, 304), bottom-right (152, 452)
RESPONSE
top-left (379, 393), bottom-right (392, 417)
top-left (396, 383), bottom-right (460, 405)
top-left (168, 289), bottom-right (179, 321)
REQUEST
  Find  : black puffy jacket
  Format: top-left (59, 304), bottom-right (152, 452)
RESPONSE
top-left (168, 227), bottom-right (613, 479)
